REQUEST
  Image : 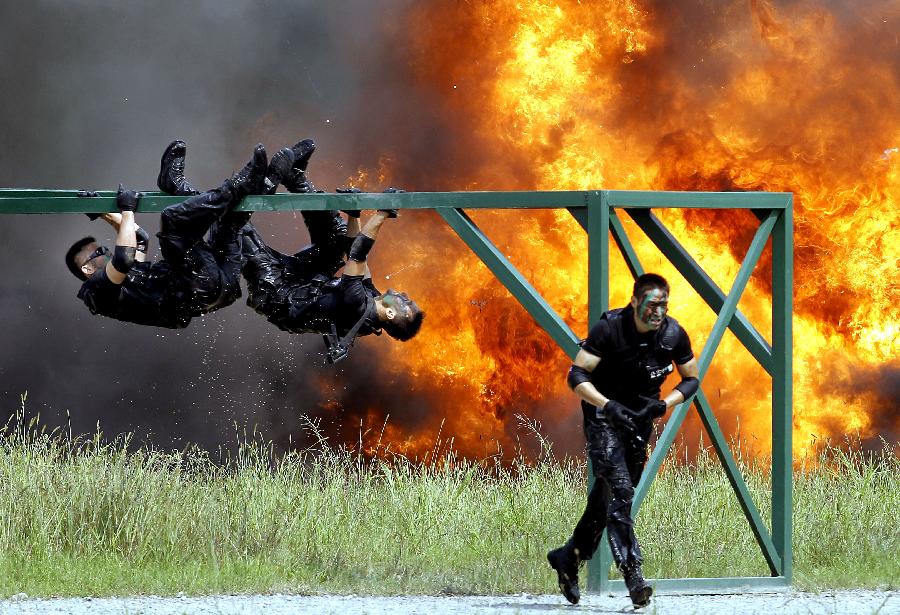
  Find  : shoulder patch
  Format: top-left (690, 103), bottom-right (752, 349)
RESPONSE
top-left (658, 316), bottom-right (684, 351)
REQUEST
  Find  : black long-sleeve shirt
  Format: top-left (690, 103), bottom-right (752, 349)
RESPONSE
top-left (580, 304), bottom-right (693, 411)
top-left (76, 263), bottom-right (191, 329)
top-left (279, 274), bottom-right (382, 337)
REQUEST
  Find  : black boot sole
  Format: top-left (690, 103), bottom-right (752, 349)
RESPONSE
top-left (629, 584), bottom-right (653, 608)
top-left (547, 550), bottom-right (580, 605)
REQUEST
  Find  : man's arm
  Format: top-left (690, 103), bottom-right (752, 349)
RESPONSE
top-left (568, 349), bottom-right (610, 408)
top-left (98, 212), bottom-right (121, 231)
top-left (97, 212), bottom-right (148, 262)
top-left (104, 187), bottom-right (140, 285)
top-left (343, 215), bottom-right (371, 279)
top-left (663, 357), bottom-right (700, 407)
top-left (344, 211), bottom-right (391, 277)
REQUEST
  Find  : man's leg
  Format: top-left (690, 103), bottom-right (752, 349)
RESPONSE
top-left (204, 214), bottom-right (248, 311)
top-left (158, 145), bottom-right (267, 312)
top-left (240, 222), bottom-right (294, 321)
top-left (600, 421), bottom-right (653, 608)
top-left (158, 144), bottom-right (267, 263)
top-left (547, 419), bottom-right (613, 605)
top-left (275, 137), bottom-right (348, 271)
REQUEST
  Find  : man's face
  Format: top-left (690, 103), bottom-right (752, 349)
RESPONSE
top-left (77, 242), bottom-right (110, 278)
top-left (632, 287), bottom-right (668, 331)
top-left (382, 289), bottom-right (413, 321)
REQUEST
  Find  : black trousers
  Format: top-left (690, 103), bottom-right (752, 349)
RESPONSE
top-left (570, 417), bottom-right (653, 568)
top-left (156, 186), bottom-right (244, 314)
top-left (240, 212), bottom-right (347, 326)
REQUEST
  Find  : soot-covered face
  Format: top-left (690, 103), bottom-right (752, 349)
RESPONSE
top-left (633, 287), bottom-right (668, 331)
top-left (382, 289), bottom-right (413, 319)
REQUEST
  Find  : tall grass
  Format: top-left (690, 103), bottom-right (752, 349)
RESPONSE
top-left (0, 411), bottom-right (897, 597)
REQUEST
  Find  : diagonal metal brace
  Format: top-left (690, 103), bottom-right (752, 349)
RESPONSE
top-left (632, 210), bottom-right (777, 512)
top-left (437, 208), bottom-right (580, 359)
top-left (626, 209), bottom-right (773, 375)
top-left (694, 388), bottom-right (782, 575)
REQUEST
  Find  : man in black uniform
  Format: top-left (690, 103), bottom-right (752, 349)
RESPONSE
top-left (65, 142), bottom-right (268, 328)
top-left (547, 273), bottom-right (700, 607)
top-left (239, 140), bottom-right (424, 361)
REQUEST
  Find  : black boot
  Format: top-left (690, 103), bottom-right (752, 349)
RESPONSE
top-left (621, 561), bottom-right (652, 607)
top-left (291, 138), bottom-right (316, 169)
top-left (157, 140), bottom-right (200, 196)
top-left (224, 144), bottom-right (267, 200)
top-left (547, 542), bottom-right (580, 605)
top-left (283, 138), bottom-right (317, 193)
top-left (263, 147), bottom-right (295, 195)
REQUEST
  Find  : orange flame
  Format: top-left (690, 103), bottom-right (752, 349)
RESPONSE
top-left (339, 0), bottom-right (899, 460)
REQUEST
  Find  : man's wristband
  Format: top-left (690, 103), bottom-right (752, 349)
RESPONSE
top-left (567, 365), bottom-right (591, 390)
top-left (674, 376), bottom-right (699, 400)
top-left (348, 234), bottom-right (375, 262)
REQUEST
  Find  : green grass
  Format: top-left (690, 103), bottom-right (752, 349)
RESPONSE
top-left (0, 414), bottom-right (897, 598)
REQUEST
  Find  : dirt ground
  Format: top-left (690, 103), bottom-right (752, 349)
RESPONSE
top-left (2, 590), bottom-right (898, 615)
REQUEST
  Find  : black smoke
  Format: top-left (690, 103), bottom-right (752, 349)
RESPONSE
top-left (0, 0), bottom-right (468, 455)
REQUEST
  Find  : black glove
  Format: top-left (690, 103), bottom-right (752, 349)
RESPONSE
top-left (336, 187), bottom-right (361, 218)
top-left (603, 400), bottom-right (638, 436)
top-left (635, 395), bottom-right (667, 420)
top-left (116, 184), bottom-right (140, 212)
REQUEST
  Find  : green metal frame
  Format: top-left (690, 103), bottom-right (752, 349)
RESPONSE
top-left (0, 187), bottom-right (793, 594)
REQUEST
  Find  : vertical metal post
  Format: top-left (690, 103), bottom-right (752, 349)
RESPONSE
top-left (771, 197), bottom-right (793, 580)
top-left (588, 191), bottom-right (610, 323)
top-left (586, 190), bottom-right (611, 590)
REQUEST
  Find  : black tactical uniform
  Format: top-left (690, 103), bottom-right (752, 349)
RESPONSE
top-left (77, 186), bottom-right (247, 329)
top-left (241, 212), bottom-right (383, 342)
top-left (571, 304), bottom-right (693, 567)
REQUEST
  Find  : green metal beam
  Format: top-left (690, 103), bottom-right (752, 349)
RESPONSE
top-left (607, 190), bottom-right (792, 209)
top-left (626, 209), bottom-right (774, 375)
top-left (632, 211), bottom-right (777, 513)
top-left (0, 188), bottom-right (792, 214)
top-left (587, 191), bottom-right (610, 325)
top-left (772, 203), bottom-right (794, 581)
top-left (1, 189), bottom-right (589, 213)
top-left (436, 208), bottom-right (580, 359)
top-left (585, 191), bottom-right (613, 591)
top-left (566, 206), bottom-right (588, 230)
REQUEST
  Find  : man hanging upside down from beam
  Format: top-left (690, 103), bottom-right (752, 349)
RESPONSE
top-left (547, 273), bottom-right (699, 608)
top-left (237, 138), bottom-right (425, 362)
top-left (65, 142), bottom-right (268, 328)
